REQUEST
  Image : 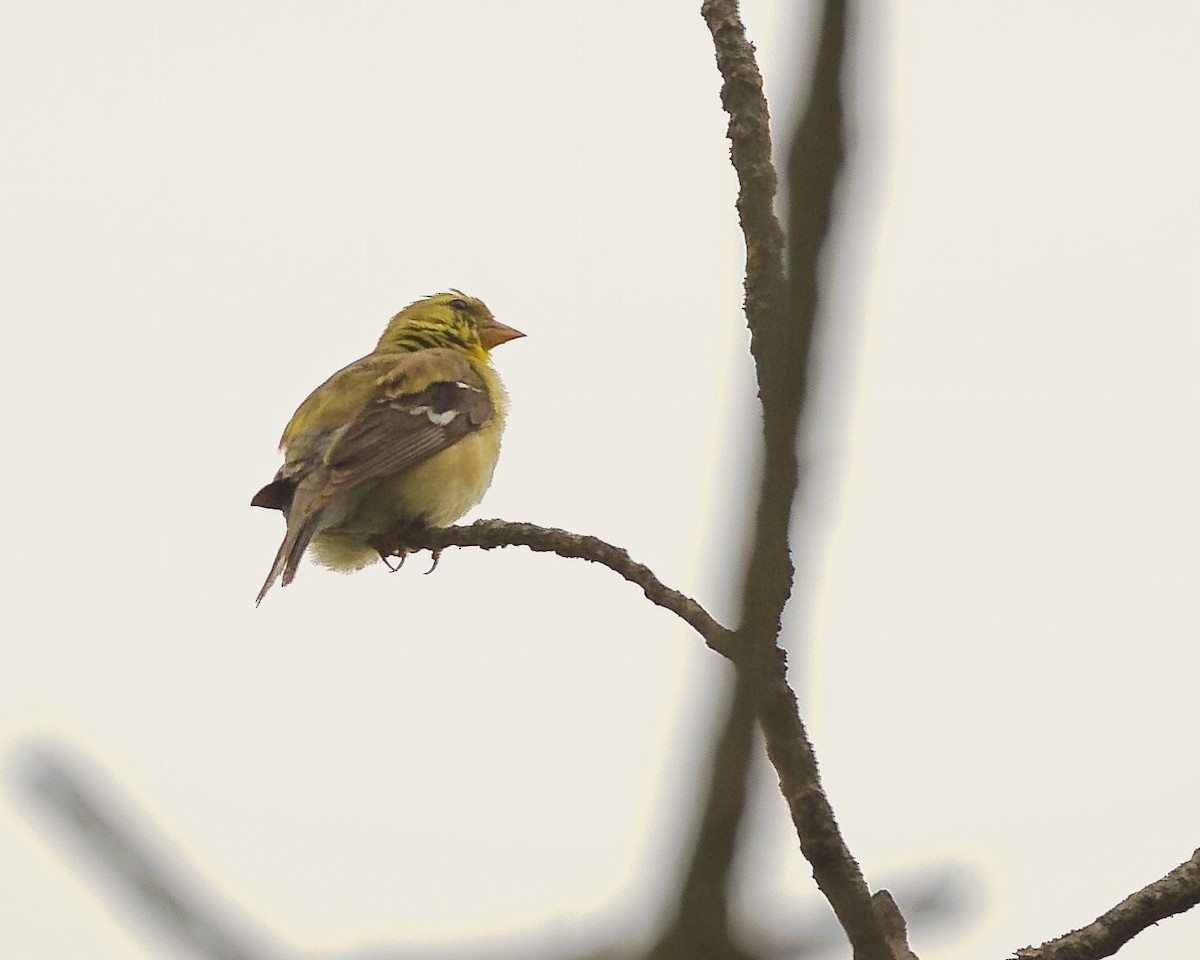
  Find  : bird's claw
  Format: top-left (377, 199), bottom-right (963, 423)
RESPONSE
top-left (424, 549), bottom-right (443, 575)
top-left (382, 552), bottom-right (407, 573)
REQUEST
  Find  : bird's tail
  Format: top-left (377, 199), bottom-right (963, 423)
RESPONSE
top-left (256, 512), bottom-right (323, 605)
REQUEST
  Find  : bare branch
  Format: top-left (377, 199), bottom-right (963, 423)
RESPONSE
top-left (1013, 848), bottom-right (1200, 960)
top-left (383, 520), bottom-right (737, 659)
top-left (700, 2), bottom-right (899, 959)
top-left (699, 0), bottom-right (789, 391)
top-left (872, 892), bottom-right (919, 960)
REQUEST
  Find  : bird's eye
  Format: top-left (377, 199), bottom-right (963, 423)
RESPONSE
top-left (448, 298), bottom-right (469, 311)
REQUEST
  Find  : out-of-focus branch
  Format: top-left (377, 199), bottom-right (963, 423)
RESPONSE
top-left (644, 677), bottom-right (758, 960)
top-left (18, 746), bottom-right (284, 960)
top-left (18, 734), bottom-right (971, 960)
top-left (700, 3), bottom-right (898, 960)
top-left (1013, 848), bottom-right (1200, 960)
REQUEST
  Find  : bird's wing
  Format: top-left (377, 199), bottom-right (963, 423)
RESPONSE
top-left (252, 348), bottom-right (495, 515)
top-left (320, 347), bottom-right (493, 490)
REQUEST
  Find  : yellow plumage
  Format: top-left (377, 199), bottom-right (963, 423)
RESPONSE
top-left (251, 292), bottom-right (523, 603)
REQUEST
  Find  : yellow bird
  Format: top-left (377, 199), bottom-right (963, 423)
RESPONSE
top-left (252, 292), bottom-right (524, 604)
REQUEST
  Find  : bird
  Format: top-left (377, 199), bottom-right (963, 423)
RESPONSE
top-left (251, 291), bottom-right (524, 604)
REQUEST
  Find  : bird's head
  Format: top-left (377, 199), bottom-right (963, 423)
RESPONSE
top-left (377, 291), bottom-right (525, 359)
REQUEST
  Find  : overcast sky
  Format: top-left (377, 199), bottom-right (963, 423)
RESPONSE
top-left (2, 3), bottom-right (1198, 959)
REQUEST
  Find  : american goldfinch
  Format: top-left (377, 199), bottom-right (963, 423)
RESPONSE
top-left (251, 291), bottom-right (523, 604)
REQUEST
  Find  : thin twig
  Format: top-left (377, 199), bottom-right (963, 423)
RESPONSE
top-left (384, 520), bottom-right (738, 659)
top-left (1013, 848), bottom-right (1200, 960)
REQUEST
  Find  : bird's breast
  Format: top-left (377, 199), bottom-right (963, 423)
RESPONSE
top-left (327, 416), bottom-right (503, 539)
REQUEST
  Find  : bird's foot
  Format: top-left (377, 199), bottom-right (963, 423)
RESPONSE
top-left (381, 552), bottom-right (408, 573)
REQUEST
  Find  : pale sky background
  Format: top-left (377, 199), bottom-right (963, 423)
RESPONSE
top-left (2, 2), bottom-right (1198, 959)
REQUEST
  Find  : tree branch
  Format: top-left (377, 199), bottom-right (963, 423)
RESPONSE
top-left (384, 520), bottom-right (737, 659)
top-left (700, 2), bottom-right (900, 959)
top-left (1013, 848), bottom-right (1200, 960)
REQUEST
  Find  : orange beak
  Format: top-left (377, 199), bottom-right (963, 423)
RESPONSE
top-left (480, 319), bottom-right (526, 349)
